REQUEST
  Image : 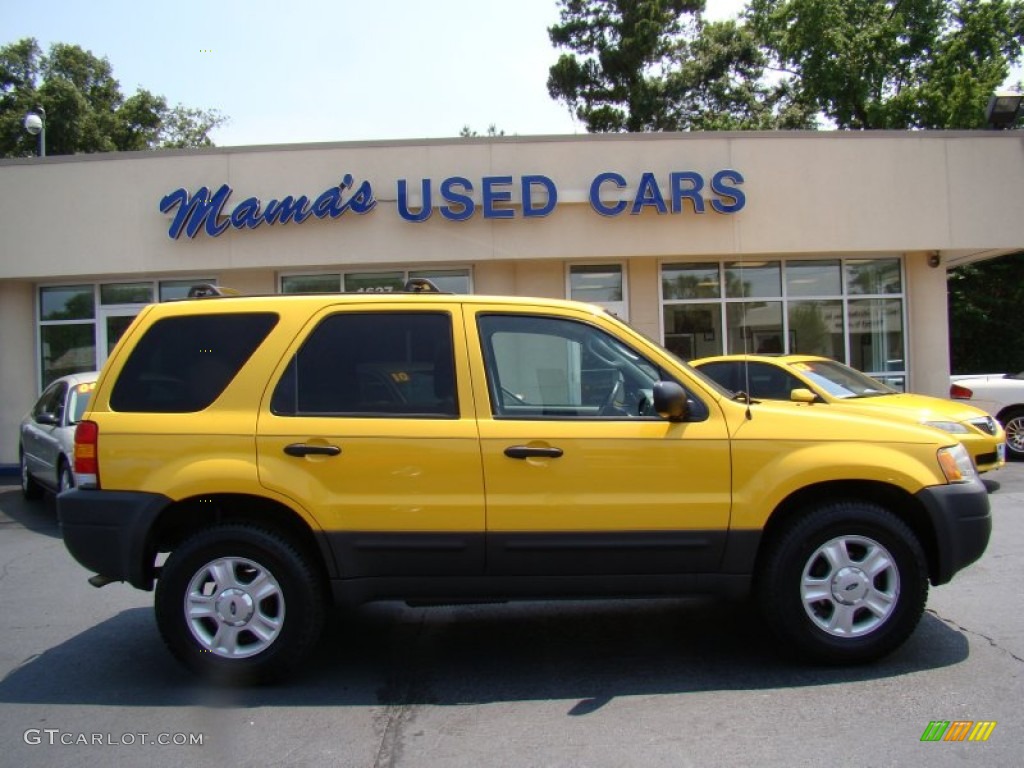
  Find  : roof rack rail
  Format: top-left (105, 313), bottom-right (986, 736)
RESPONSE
top-left (402, 278), bottom-right (445, 293)
top-left (187, 284), bottom-right (240, 298)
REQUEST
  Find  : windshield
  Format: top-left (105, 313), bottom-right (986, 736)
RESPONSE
top-left (68, 381), bottom-right (95, 424)
top-left (791, 360), bottom-right (897, 399)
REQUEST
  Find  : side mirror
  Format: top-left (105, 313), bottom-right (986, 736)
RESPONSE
top-left (653, 381), bottom-right (689, 422)
top-left (35, 412), bottom-right (59, 426)
top-left (790, 388), bottom-right (818, 404)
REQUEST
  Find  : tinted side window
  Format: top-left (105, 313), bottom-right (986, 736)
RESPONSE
top-left (700, 361), bottom-right (803, 400)
top-left (271, 312), bottom-right (457, 418)
top-left (745, 362), bottom-right (804, 400)
top-left (110, 313), bottom-right (278, 412)
top-left (693, 362), bottom-right (741, 393)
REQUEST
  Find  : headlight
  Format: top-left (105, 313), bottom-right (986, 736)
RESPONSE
top-left (937, 444), bottom-right (977, 483)
top-left (922, 420), bottom-right (969, 434)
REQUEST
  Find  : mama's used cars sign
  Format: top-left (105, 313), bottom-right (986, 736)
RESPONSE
top-left (159, 170), bottom-right (745, 240)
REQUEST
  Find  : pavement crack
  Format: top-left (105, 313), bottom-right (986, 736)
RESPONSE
top-left (926, 608), bottom-right (1024, 664)
top-left (371, 612), bottom-right (430, 768)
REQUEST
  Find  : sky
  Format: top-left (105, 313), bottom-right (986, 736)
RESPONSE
top-left (1, 0), bottom-right (747, 147)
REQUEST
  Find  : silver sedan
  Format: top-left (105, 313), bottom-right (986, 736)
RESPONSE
top-left (18, 371), bottom-right (98, 498)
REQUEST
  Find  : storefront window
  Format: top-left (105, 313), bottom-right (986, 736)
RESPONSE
top-left (40, 285), bottom-right (94, 321)
top-left (662, 263), bottom-right (721, 300)
top-left (568, 264), bottom-right (627, 319)
top-left (569, 265), bottom-right (623, 302)
top-left (788, 300), bottom-right (844, 358)
top-left (727, 302), bottom-right (784, 354)
top-left (344, 272), bottom-right (407, 293)
top-left (661, 258), bottom-right (906, 383)
top-left (663, 303), bottom-right (722, 361)
top-left (40, 324), bottom-right (96, 387)
top-left (409, 270), bottom-right (471, 294)
top-left (282, 269), bottom-right (472, 295)
top-left (725, 261), bottom-right (781, 299)
top-left (846, 258), bottom-right (901, 294)
top-left (160, 279), bottom-right (215, 302)
top-left (849, 298), bottom-right (904, 374)
top-left (100, 282), bottom-right (154, 305)
top-left (786, 260), bottom-right (841, 297)
top-left (281, 274), bottom-right (342, 293)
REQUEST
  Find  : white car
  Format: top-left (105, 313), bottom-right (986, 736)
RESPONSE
top-left (18, 371), bottom-right (99, 498)
top-left (951, 372), bottom-right (1024, 460)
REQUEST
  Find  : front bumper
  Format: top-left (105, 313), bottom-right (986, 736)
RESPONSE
top-left (57, 488), bottom-right (171, 590)
top-left (914, 478), bottom-right (991, 585)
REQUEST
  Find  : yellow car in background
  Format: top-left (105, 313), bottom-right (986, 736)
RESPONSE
top-left (692, 354), bottom-right (1006, 473)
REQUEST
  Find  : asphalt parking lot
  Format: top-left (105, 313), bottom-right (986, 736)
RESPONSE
top-left (1, 466), bottom-right (1022, 768)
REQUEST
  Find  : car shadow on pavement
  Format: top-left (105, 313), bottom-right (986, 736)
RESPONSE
top-left (0, 487), bottom-right (60, 539)
top-left (0, 598), bottom-right (969, 710)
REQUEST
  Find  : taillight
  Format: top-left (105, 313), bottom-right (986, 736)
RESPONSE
top-left (74, 420), bottom-right (100, 488)
top-left (950, 383), bottom-right (973, 399)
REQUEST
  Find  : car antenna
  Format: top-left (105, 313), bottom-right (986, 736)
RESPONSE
top-left (739, 261), bottom-right (753, 420)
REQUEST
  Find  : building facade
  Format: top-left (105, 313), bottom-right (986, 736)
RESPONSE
top-left (2, 131), bottom-right (1022, 469)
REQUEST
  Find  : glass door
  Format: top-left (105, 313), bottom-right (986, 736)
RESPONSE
top-left (97, 307), bottom-right (144, 367)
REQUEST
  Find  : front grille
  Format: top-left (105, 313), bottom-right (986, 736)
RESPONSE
top-left (968, 416), bottom-right (998, 435)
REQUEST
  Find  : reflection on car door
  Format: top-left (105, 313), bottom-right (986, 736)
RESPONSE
top-left (466, 307), bottom-right (732, 577)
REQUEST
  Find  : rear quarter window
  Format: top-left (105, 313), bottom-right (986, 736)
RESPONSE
top-left (110, 313), bottom-right (278, 412)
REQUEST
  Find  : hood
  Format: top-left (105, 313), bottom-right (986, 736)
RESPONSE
top-left (829, 392), bottom-right (991, 424)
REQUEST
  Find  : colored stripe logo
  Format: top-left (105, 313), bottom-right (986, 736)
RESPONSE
top-left (920, 721), bottom-right (997, 742)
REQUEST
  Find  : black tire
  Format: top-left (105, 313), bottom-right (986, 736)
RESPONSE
top-left (1001, 408), bottom-right (1024, 460)
top-left (757, 501), bottom-right (928, 664)
top-left (19, 448), bottom-right (43, 501)
top-left (57, 461), bottom-right (75, 494)
top-left (155, 525), bottom-right (325, 684)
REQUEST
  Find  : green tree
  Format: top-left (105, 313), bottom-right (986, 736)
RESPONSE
top-left (0, 38), bottom-right (227, 157)
top-left (947, 253), bottom-right (1024, 374)
top-left (459, 124), bottom-right (506, 137)
top-left (747, 0), bottom-right (1024, 129)
top-left (546, 0), bottom-right (813, 131)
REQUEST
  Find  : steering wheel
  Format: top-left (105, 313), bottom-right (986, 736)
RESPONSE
top-left (586, 335), bottom-right (620, 367)
top-left (599, 371), bottom-right (626, 416)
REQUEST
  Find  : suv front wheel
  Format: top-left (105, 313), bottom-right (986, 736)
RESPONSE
top-left (758, 501), bottom-right (929, 664)
top-left (155, 525), bottom-right (325, 683)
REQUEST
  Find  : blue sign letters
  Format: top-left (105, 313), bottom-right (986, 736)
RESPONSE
top-left (161, 169), bottom-right (743, 238)
top-left (160, 174), bottom-right (376, 239)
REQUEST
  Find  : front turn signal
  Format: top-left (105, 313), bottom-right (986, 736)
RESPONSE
top-left (937, 444), bottom-right (976, 483)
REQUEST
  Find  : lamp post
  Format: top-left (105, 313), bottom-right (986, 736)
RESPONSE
top-left (985, 89), bottom-right (1023, 130)
top-left (23, 107), bottom-right (46, 157)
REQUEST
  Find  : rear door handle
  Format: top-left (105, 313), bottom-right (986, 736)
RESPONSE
top-left (504, 445), bottom-right (563, 459)
top-left (284, 443), bottom-right (342, 457)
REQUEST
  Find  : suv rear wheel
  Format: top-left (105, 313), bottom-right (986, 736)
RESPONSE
top-left (758, 501), bottom-right (928, 664)
top-left (155, 525), bottom-right (325, 684)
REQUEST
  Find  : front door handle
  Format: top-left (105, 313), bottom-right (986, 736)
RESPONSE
top-left (504, 445), bottom-right (563, 459)
top-left (284, 443), bottom-right (342, 457)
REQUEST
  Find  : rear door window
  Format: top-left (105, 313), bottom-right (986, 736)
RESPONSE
top-left (271, 312), bottom-right (457, 418)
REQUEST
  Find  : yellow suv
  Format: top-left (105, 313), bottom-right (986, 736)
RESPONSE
top-left (58, 284), bottom-right (991, 682)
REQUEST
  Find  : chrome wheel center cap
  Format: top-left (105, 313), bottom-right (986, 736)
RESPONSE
top-left (831, 566), bottom-right (870, 605)
top-left (215, 588), bottom-right (255, 626)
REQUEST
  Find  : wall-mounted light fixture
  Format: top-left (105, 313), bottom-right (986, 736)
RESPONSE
top-left (23, 107), bottom-right (46, 157)
top-left (927, 251), bottom-right (941, 268)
